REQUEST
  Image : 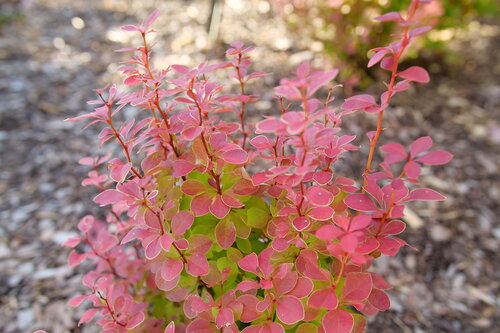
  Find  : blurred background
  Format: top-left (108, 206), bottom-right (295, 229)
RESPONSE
top-left (0, 0), bottom-right (498, 332)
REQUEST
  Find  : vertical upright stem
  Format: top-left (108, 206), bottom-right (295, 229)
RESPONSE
top-left (362, 1), bottom-right (419, 183)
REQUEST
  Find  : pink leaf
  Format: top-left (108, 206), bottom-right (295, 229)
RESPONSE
top-left (145, 9), bottom-right (160, 28)
top-left (171, 65), bottom-right (190, 74)
top-left (276, 295), bottom-right (304, 325)
top-left (159, 234), bottom-right (174, 251)
top-left (187, 295), bottom-right (211, 313)
top-left (410, 136), bottom-right (433, 157)
top-left (344, 194), bottom-right (379, 212)
top-left (238, 253), bottom-right (259, 275)
top-left (349, 215), bottom-right (372, 231)
top-left (127, 312), bottom-right (145, 329)
top-left (416, 150), bottom-right (453, 165)
top-left (78, 308), bottom-right (100, 326)
top-left (393, 80), bottom-right (410, 92)
top-left (297, 250), bottom-right (330, 281)
top-left (145, 237), bottom-right (162, 259)
top-left (368, 289), bottom-right (390, 311)
top-left (216, 308), bottom-right (234, 329)
top-left (220, 149), bottom-right (248, 164)
top-left (215, 218), bottom-right (236, 249)
top-left (293, 216), bottom-right (311, 232)
top-left (182, 126), bottom-right (202, 140)
top-left (252, 173), bottom-right (270, 185)
top-left (68, 250), bottom-right (87, 267)
top-left (186, 319), bottom-right (215, 333)
top-left (410, 25), bottom-right (432, 37)
top-left (109, 161), bottom-right (131, 183)
top-left (210, 196), bottom-right (231, 219)
top-left (315, 224), bottom-right (342, 241)
top-left (256, 118), bottom-right (285, 134)
top-left (164, 321), bottom-right (176, 333)
top-left (78, 215), bottom-right (95, 233)
top-left (78, 157), bottom-right (95, 166)
top-left (121, 227), bottom-right (147, 244)
top-left (370, 273), bottom-right (392, 290)
top-left (209, 132), bottom-right (228, 150)
top-left (187, 253), bottom-right (209, 276)
top-left (175, 238), bottom-right (189, 250)
top-left (308, 288), bottom-right (338, 310)
top-left (68, 294), bottom-right (88, 307)
top-left (93, 189), bottom-right (127, 206)
top-left (237, 280), bottom-right (261, 291)
top-left (368, 49), bottom-right (389, 68)
top-left (289, 277), bottom-right (313, 298)
top-left (341, 272), bottom-right (373, 302)
top-left (190, 193), bottom-right (212, 217)
top-left (382, 220), bottom-right (406, 235)
top-left (238, 295), bottom-right (260, 322)
top-left (172, 159), bottom-right (196, 177)
top-left (187, 235), bottom-right (212, 255)
top-left (355, 238), bottom-right (381, 256)
top-left (342, 94), bottom-right (376, 111)
top-left (404, 161), bottom-right (421, 179)
top-left (181, 180), bottom-right (207, 196)
top-left (406, 188), bottom-right (446, 201)
top-left (63, 237), bottom-right (81, 248)
top-left (322, 309), bottom-right (354, 333)
top-left (161, 258), bottom-right (184, 281)
top-left (313, 171), bottom-right (333, 185)
top-left (374, 12), bottom-right (402, 22)
top-left (267, 322), bottom-right (286, 333)
top-left (308, 206), bottom-right (334, 220)
top-left (121, 25), bottom-right (141, 32)
top-left (340, 233), bottom-right (359, 252)
top-left (307, 187), bottom-right (334, 206)
top-left (250, 135), bottom-right (272, 148)
top-left (380, 142), bottom-right (407, 158)
top-left (380, 56), bottom-right (394, 70)
top-left (221, 194), bottom-right (244, 208)
top-left (171, 211), bottom-right (194, 236)
top-left (257, 294), bottom-right (273, 312)
top-left (398, 66), bottom-right (430, 83)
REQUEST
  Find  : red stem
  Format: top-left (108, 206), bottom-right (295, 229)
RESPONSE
top-left (362, 1), bottom-right (420, 184)
top-left (98, 93), bottom-right (143, 179)
top-left (235, 54), bottom-right (248, 149)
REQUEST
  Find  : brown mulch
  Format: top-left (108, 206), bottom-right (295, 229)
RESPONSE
top-left (0, 0), bottom-right (498, 332)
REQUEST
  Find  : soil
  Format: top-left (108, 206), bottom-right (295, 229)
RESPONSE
top-left (0, 0), bottom-right (498, 332)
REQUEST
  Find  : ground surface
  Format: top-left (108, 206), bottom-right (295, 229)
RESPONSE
top-left (0, 0), bottom-right (498, 332)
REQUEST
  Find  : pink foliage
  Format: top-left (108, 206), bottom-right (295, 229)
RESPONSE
top-left (65, 2), bottom-right (452, 332)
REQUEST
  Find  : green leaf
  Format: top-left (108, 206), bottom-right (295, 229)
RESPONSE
top-left (188, 170), bottom-right (210, 183)
top-left (216, 257), bottom-right (238, 285)
top-left (191, 214), bottom-right (218, 237)
top-left (232, 212), bottom-right (251, 239)
top-left (245, 196), bottom-right (270, 211)
top-left (247, 207), bottom-right (269, 228)
top-left (296, 323), bottom-right (318, 333)
top-left (227, 247), bottom-right (243, 263)
top-left (216, 257), bottom-right (236, 272)
top-left (236, 237), bottom-right (252, 254)
top-left (220, 171), bottom-right (240, 189)
top-left (179, 195), bottom-right (191, 211)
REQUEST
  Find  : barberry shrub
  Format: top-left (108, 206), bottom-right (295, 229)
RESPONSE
top-left (65, 1), bottom-right (452, 332)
